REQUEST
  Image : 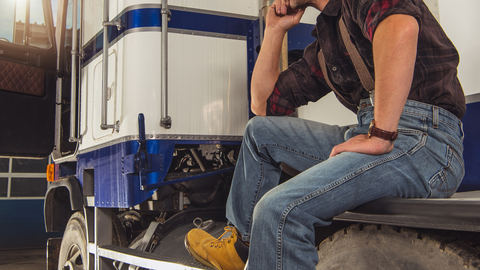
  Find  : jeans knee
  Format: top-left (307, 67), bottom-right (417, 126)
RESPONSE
top-left (244, 117), bottom-right (274, 143)
top-left (246, 117), bottom-right (267, 133)
top-left (252, 191), bottom-right (284, 226)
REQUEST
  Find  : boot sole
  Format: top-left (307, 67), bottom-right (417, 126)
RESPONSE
top-left (184, 235), bottom-right (221, 270)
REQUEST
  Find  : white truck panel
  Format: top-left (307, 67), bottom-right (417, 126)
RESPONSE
top-left (79, 30), bottom-right (249, 151)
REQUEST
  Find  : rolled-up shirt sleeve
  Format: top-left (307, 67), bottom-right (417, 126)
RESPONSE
top-left (348, 0), bottom-right (422, 41)
top-left (266, 42), bottom-right (332, 116)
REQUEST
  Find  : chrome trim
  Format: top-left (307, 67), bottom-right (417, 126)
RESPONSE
top-left (77, 134), bottom-right (243, 155)
top-left (169, 28), bottom-right (246, 40)
top-left (121, 4), bottom-right (257, 21)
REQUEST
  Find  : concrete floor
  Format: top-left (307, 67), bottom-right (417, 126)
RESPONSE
top-left (0, 248), bottom-right (46, 270)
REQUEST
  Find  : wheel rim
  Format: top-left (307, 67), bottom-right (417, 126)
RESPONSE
top-left (63, 244), bottom-right (84, 270)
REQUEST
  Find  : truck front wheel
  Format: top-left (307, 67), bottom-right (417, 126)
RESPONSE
top-left (58, 211), bottom-right (89, 270)
top-left (316, 223), bottom-right (480, 270)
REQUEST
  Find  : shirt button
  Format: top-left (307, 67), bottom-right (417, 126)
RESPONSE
top-left (332, 66), bottom-right (337, 71)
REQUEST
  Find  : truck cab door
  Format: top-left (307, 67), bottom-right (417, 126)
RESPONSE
top-left (0, 0), bottom-right (57, 158)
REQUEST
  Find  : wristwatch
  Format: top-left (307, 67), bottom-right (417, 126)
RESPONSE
top-left (368, 119), bottom-right (398, 141)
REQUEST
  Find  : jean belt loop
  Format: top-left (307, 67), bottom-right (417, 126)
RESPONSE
top-left (432, 106), bottom-right (439, 129)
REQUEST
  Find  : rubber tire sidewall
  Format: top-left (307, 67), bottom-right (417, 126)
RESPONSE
top-left (58, 211), bottom-right (90, 270)
top-left (316, 224), bottom-right (478, 270)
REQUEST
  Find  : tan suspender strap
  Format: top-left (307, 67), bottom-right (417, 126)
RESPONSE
top-left (316, 15), bottom-right (375, 106)
top-left (338, 16), bottom-right (375, 92)
top-left (317, 49), bottom-right (339, 93)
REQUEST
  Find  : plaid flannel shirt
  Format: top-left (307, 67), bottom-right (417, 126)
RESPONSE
top-left (267, 0), bottom-right (466, 119)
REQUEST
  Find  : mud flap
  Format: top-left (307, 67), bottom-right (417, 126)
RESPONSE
top-left (47, 237), bottom-right (62, 270)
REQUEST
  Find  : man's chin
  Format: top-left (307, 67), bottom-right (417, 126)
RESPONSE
top-left (289, 1), bottom-right (310, 10)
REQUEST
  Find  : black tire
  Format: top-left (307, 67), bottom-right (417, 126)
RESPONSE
top-left (316, 224), bottom-right (480, 270)
top-left (58, 211), bottom-right (128, 270)
top-left (58, 211), bottom-right (90, 270)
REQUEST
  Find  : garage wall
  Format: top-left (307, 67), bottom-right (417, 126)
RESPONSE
top-left (0, 158), bottom-right (62, 249)
top-left (437, 0), bottom-right (480, 97)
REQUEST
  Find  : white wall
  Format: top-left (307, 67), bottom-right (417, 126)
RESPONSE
top-left (424, 0), bottom-right (440, 20)
top-left (437, 0), bottom-right (480, 97)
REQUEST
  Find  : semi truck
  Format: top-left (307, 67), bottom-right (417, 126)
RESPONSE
top-left (0, 0), bottom-right (479, 269)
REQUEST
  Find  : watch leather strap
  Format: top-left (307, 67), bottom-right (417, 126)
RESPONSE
top-left (368, 120), bottom-right (398, 141)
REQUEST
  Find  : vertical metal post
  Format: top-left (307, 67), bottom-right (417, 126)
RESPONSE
top-left (94, 207), bottom-right (113, 270)
top-left (101, 0), bottom-right (119, 131)
top-left (69, 0), bottom-right (80, 142)
top-left (261, 0), bottom-right (288, 71)
top-left (259, 0), bottom-right (273, 45)
top-left (13, 1), bottom-right (17, 43)
top-left (24, 0), bottom-right (31, 45)
top-left (101, 0), bottom-right (110, 130)
top-left (160, 0), bottom-right (172, 129)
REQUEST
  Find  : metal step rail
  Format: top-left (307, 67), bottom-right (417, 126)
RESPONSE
top-left (97, 245), bottom-right (206, 270)
top-left (101, 0), bottom-right (121, 131)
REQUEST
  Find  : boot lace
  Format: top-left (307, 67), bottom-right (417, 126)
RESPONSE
top-left (209, 226), bottom-right (236, 248)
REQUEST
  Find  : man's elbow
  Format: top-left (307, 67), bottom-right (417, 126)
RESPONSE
top-left (399, 16), bottom-right (419, 39)
top-left (251, 102), bottom-right (267, 116)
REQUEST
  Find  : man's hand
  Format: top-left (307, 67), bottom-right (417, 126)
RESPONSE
top-left (267, 0), bottom-right (305, 34)
top-left (329, 134), bottom-right (394, 157)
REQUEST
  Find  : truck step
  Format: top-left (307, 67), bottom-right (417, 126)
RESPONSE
top-left (98, 245), bottom-right (208, 270)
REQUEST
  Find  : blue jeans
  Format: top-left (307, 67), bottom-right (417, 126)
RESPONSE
top-left (226, 99), bottom-right (464, 270)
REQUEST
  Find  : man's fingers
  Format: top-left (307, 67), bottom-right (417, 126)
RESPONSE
top-left (282, 0), bottom-right (290, 13)
top-left (329, 144), bottom-right (344, 158)
top-left (274, 0), bottom-right (288, 15)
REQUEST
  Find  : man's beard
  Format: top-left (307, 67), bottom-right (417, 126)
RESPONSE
top-left (289, 0), bottom-right (311, 9)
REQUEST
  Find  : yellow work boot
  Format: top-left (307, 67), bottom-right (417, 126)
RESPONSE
top-left (185, 226), bottom-right (248, 270)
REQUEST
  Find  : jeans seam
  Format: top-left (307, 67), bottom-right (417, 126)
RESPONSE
top-left (407, 131), bottom-right (427, 156)
top-left (402, 109), bottom-right (461, 134)
top-left (436, 130), bottom-right (463, 151)
top-left (258, 144), bottom-right (325, 162)
top-left (428, 145), bottom-right (464, 197)
top-left (244, 161), bottom-right (265, 242)
top-left (428, 146), bottom-right (455, 195)
top-left (274, 150), bottom-right (408, 269)
top-left (438, 119), bottom-right (460, 132)
top-left (451, 145), bottom-right (465, 169)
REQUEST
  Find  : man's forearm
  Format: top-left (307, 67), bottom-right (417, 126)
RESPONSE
top-left (250, 27), bottom-right (287, 116)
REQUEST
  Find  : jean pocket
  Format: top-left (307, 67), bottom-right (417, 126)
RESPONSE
top-left (396, 129), bottom-right (426, 155)
top-left (428, 145), bottom-right (465, 198)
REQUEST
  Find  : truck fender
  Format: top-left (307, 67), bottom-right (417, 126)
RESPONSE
top-left (44, 176), bottom-right (83, 232)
